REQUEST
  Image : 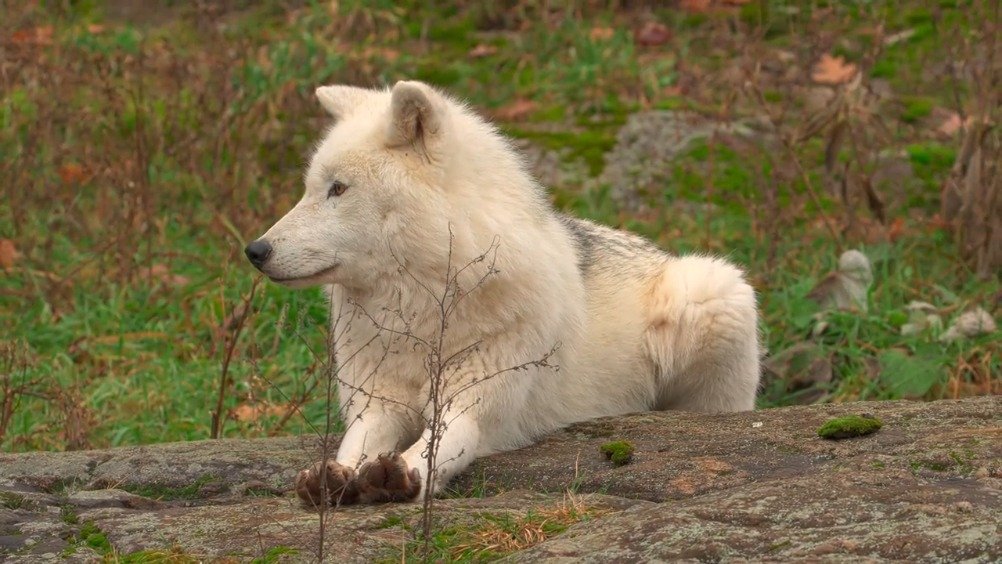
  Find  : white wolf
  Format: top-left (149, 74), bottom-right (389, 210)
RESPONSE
top-left (245, 81), bottom-right (760, 505)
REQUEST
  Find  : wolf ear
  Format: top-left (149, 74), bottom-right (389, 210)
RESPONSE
top-left (315, 85), bottom-right (370, 121)
top-left (387, 81), bottom-right (443, 157)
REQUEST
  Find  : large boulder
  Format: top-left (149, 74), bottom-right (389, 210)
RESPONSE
top-left (1, 397), bottom-right (998, 561)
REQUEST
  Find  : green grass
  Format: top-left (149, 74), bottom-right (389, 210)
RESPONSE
top-left (121, 474), bottom-right (220, 501)
top-left (0, 491), bottom-right (26, 509)
top-left (1, 0), bottom-right (998, 454)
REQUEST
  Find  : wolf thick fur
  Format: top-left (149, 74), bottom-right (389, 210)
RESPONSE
top-left (248, 81), bottom-right (760, 503)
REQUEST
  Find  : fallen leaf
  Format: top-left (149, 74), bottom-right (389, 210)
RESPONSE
top-left (763, 342), bottom-right (833, 405)
top-left (811, 53), bottom-right (858, 85)
top-left (232, 403), bottom-right (285, 422)
top-left (886, 217), bottom-right (906, 241)
top-left (935, 110), bottom-right (977, 137)
top-left (58, 163), bottom-right (88, 184)
top-left (938, 112), bottom-right (963, 136)
top-left (679, 0), bottom-right (712, 12)
top-left (358, 46), bottom-right (399, 62)
top-left (589, 27), bottom-right (614, 41)
top-left (142, 263), bottom-right (190, 287)
top-left (939, 308), bottom-right (997, 342)
top-left (900, 301), bottom-right (943, 336)
top-left (495, 98), bottom-right (537, 121)
top-left (0, 239), bottom-right (20, 268)
top-left (467, 43), bottom-right (497, 58)
top-left (10, 26), bottom-right (54, 46)
top-left (634, 21), bottom-right (671, 47)
top-left (86, 24), bottom-right (106, 34)
top-left (807, 250), bottom-right (872, 312)
top-left (883, 28), bottom-right (915, 46)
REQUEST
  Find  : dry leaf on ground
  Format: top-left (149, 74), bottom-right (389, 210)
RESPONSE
top-left (938, 112), bottom-right (963, 136)
top-left (807, 250), bottom-right (872, 312)
top-left (468, 43), bottom-right (497, 58)
top-left (58, 163), bottom-right (88, 184)
top-left (495, 99), bottom-right (537, 121)
top-left (679, 0), bottom-right (712, 12)
top-left (10, 26), bottom-right (54, 46)
top-left (935, 110), bottom-right (978, 137)
top-left (634, 22), bottom-right (671, 47)
top-left (0, 239), bottom-right (20, 268)
top-left (142, 263), bottom-right (190, 287)
top-left (811, 54), bottom-right (858, 85)
top-left (232, 403), bottom-right (286, 422)
top-left (589, 27), bottom-right (615, 41)
top-left (939, 308), bottom-right (997, 342)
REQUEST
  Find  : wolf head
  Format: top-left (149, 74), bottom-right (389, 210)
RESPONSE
top-left (246, 80), bottom-right (510, 290)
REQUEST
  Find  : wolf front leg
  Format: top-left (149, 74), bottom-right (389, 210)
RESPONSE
top-left (401, 410), bottom-right (480, 499)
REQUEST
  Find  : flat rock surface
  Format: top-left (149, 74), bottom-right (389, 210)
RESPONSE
top-left (1, 397), bottom-right (999, 561)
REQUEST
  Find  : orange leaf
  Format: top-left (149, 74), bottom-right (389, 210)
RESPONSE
top-left (467, 43), bottom-right (497, 58)
top-left (495, 99), bottom-right (537, 121)
top-left (887, 217), bottom-right (906, 242)
top-left (142, 263), bottom-right (190, 287)
top-left (679, 0), bottom-right (712, 13)
top-left (86, 24), bottom-right (106, 34)
top-left (634, 21), bottom-right (671, 47)
top-left (58, 163), bottom-right (88, 184)
top-left (811, 53), bottom-right (858, 85)
top-left (935, 111), bottom-right (978, 137)
top-left (0, 239), bottom-right (19, 269)
top-left (589, 27), bottom-right (615, 41)
top-left (938, 112), bottom-right (963, 136)
top-left (232, 403), bottom-right (285, 422)
top-left (10, 26), bottom-right (53, 46)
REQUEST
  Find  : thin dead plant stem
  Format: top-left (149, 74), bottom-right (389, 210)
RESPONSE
top-left (210, 277), bottom-right (260, 439)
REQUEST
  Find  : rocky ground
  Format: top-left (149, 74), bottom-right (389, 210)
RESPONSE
top-left (1, 396), bottom-right (999, 562)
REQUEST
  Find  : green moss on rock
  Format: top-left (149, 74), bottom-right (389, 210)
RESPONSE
top-left (600, 440), bottom-right (635, 466)
top-left (818, 415), bottom-right (883, 440)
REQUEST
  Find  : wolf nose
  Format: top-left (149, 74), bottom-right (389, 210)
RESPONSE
top-left (244, 240), bottom-right (272, 268)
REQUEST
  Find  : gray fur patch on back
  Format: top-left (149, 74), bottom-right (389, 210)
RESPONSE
top-left (558, 214), bottom-right (668, 278)
top-left (559, 215), bottom-right (596, 273)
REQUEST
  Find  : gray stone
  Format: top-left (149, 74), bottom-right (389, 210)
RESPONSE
top-left (599, 111), bottom-right (772, 212)
top-left (0, 397), bottom-right (998, 561)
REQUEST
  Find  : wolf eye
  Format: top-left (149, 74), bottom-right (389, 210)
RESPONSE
top-left (327, 180), bottom-right (348, 198)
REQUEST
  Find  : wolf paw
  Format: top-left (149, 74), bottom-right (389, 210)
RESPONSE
top-left (294, 460), bottom-right (359, 507)
top-left (356, 452), bottom-right (422, 502)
